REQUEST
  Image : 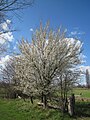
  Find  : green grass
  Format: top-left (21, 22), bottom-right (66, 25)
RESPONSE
top-left (73, 88), bottom-right (90, 98)
top-left (75, 101), bottom-right (90, 118)
top-left (0, 87), bottom-right (89, 120)
top-left (0, 87), bottom-right (89, 119)
top-left (0, 99), bottom-right (69, 120)
top-left (0, 99), bottom-right (90, 120)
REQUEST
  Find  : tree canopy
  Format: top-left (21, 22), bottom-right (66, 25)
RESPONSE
top-left (11, 23), bottom-right (83, 107)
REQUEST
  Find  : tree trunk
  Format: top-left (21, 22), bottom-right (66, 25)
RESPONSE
top-left (43, 94), bottom-right (47, 108)
top-left (65, 97), bottom-right (68, 112)
top-left (41, 92), bottom-right (44, 103)
top-left (60, 97), bottom-right (68, 113)
top-left (31, 96), bottom-right (33, 104)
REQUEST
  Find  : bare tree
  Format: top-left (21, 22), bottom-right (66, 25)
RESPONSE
top-left (55, 68), bottom-right (82, 112)
top-left (0, 0), bottom-right (34, 12)
top-left (1, 58), bottom-right (17, 98)
top-left (0, 0), bottom-right (34, 53)
top-left (1, 60), bottom-right (15, 82)
top-left (0, 0), bottom-right (35, 99)
top-left (0, 0), bottom-right (34, 24)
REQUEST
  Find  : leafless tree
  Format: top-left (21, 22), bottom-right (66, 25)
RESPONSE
top-left (1, 58), bottom-right (17, 98)
top-left (54, 68), bottom-right (82, 112)
top-left (0, 0), bottom-right (34, 53)
top-left (0, 0), bottom-right (34, 12)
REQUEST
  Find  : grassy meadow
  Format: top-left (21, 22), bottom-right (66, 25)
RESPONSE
top-left (0, 99), bottom-right (70, 120)
top-left (73, 88), bottom-right (90, 98)
top-left (0, 88), bottom-right (90, 120)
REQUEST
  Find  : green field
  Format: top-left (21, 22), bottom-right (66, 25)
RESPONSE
top-left (73, 88), bottom-right (90, 98)
top-left (0, 99), bottom-right (90, 120)
top-left (0, 99), bottom-right (69, 120)
top-left (0, 88), bottom-right (89, 120)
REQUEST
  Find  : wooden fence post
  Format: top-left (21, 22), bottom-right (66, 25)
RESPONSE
top-left (68, 94), bottom-right (75, 116)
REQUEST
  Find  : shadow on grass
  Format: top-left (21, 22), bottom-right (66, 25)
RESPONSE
top-left (75, 102), bottom-right (90, 117)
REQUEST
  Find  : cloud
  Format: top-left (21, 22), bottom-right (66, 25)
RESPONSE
top-left (6, 19), bottom-right (11, 24)
top-left (13, 45), bottom-right (17, 50)
top-left (0, 55), bottom-right (11, 68)
top-left (1, 22), bottom-right (9, 31)
top-left (78, 32), bottom-right (85, 35)
top-left (65, 37), bottom-right (82, 47)
top-left (65, 38), bottom-right (85, 64)
top-left (30, 28), bottom-right (33, 32)
top-left (0, 19), bottom-right (14, 44)
top-left (0, 32), bottom-right (14, 44)
top-left (79, 65), bottom-right (90, 73)
top-left (70, 31), bottom-right (78, 35)
top-left (0, 19), bottom-right (11, 31)
top-left (69, 30), bottom-right (85, 36)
